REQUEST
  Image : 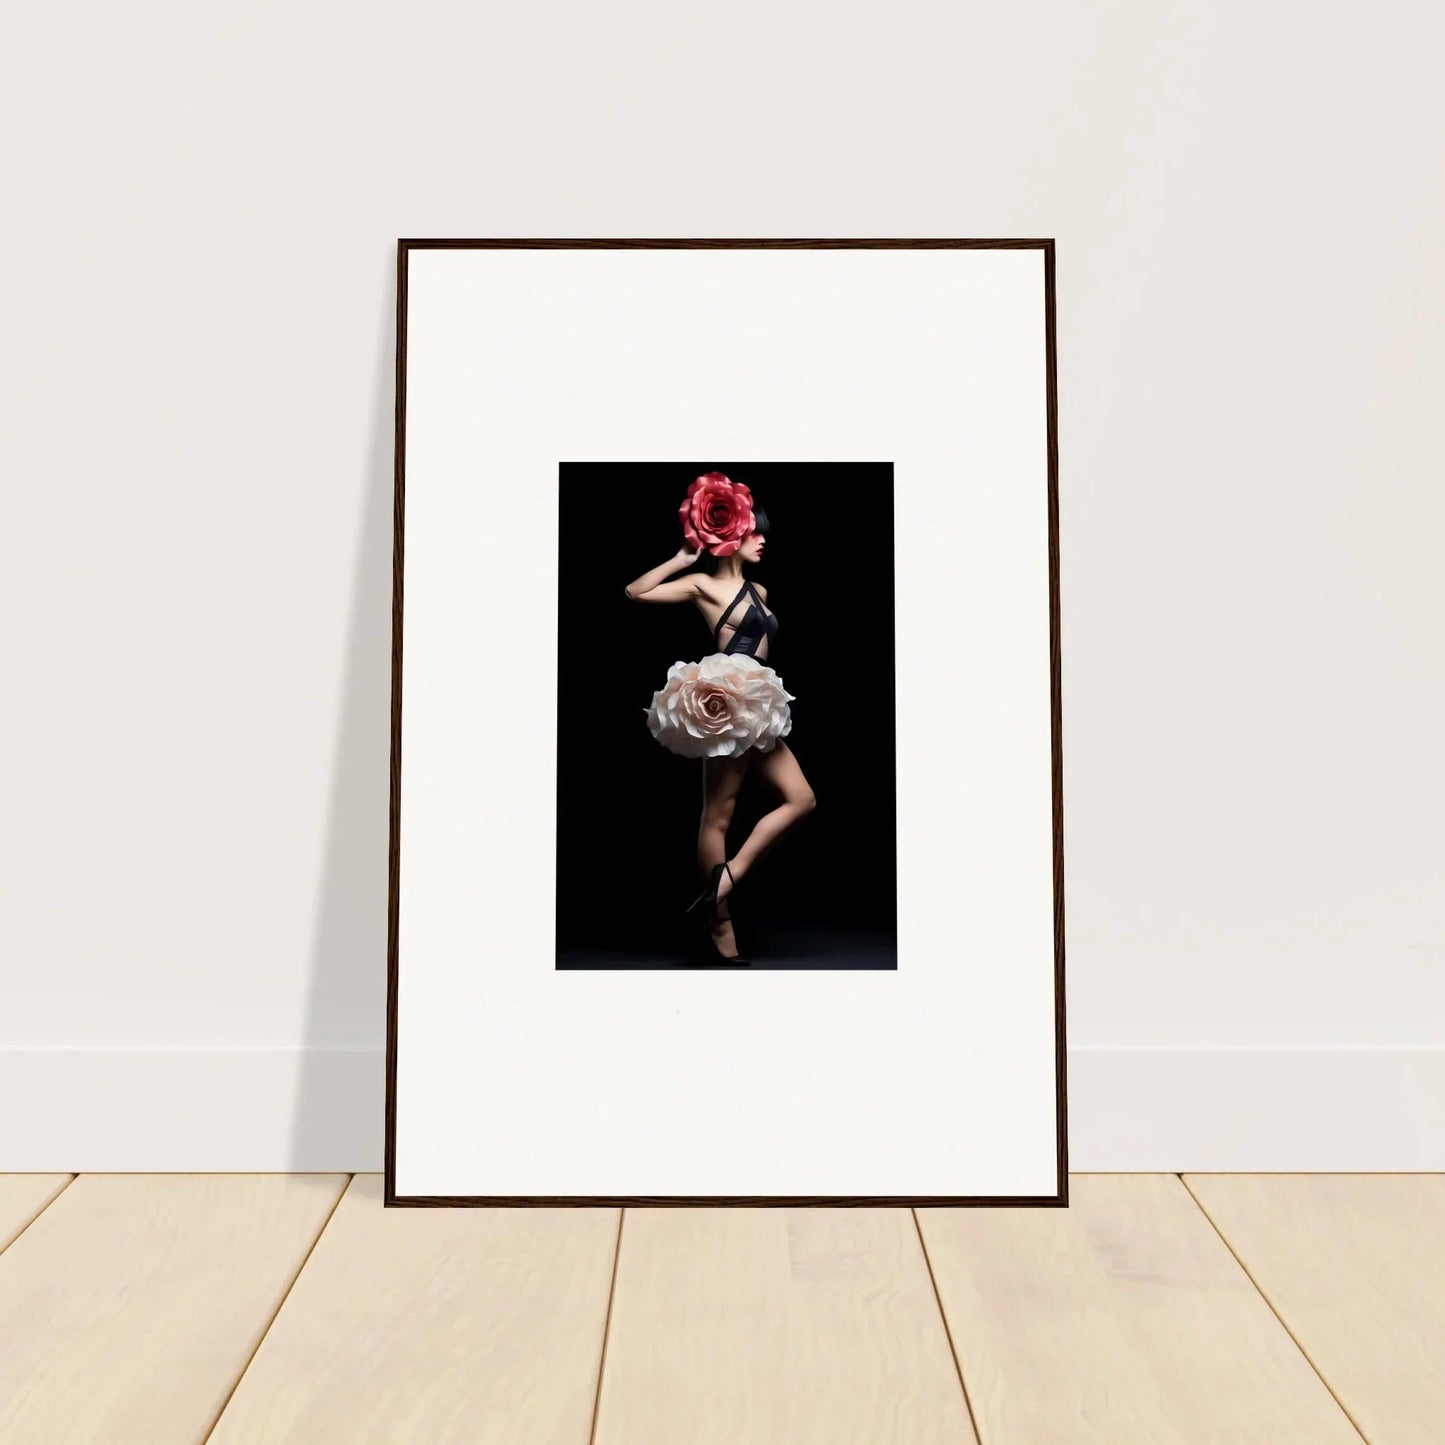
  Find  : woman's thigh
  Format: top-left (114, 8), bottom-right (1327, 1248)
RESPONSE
top-left (754, 742), bottom-right (812, 806)
top-left (701, 753), bottom-right (750, 812)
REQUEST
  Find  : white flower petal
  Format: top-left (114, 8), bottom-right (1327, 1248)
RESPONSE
top-left (645, 651), bottom-right (793, 759)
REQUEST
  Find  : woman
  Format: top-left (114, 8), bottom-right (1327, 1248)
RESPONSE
top-left (625, 472), bottom-right (817, 965)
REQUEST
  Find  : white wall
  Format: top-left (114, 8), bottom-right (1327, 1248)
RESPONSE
top-left (2, 0), bottom-right (1441, 1170)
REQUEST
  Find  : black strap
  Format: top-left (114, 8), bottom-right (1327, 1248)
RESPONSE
top-left (714, 580), bottom-right (750, 642)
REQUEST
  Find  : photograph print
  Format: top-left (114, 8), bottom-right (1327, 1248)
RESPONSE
top-left (389, 239), bottom-right (1063, 1203)
top-left (556, 462), bottom-right (896, 971)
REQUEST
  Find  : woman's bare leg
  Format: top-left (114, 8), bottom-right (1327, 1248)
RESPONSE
top-left (716, 743), bottom-right (816, 901)
top-left (699, 754), bottom-right (749, 955)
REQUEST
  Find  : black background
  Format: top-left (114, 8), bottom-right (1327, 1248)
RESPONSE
top-left (555, 462), bottom-right (897, 969)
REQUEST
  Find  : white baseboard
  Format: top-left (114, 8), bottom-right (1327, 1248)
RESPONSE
top-left (2, 1046), bottom-right (1441, 1173)
top-left (1068, 1045), bottom-right (1445, 1171)
top-left (0, 1047), bottom-right (383, 1173)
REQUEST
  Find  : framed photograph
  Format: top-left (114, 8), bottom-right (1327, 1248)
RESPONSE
top-left (388, 239), bottom-right (1065, 1205)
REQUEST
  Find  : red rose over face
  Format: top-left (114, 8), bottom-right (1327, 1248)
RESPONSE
top-left (678, 471), bottom-right (756, 558)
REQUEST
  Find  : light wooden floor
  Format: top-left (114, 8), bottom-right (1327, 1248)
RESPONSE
top-left (0, 1175), bottom-right (1439, 1443)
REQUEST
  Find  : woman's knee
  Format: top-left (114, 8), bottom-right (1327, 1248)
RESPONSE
top-left (701, 799), bottom-right (736, 833)
top-left (793, 787), bottom-right (817, 816)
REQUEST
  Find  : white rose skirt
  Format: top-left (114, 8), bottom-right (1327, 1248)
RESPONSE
top-left (645, 653), bottom-right (794, 759)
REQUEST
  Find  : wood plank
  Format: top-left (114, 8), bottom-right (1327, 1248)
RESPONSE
top-left (0, 1173), bottom-right (347, 1444)
top-left (918, 1174), bottom-right (1362, 1443)
top-left (1186, 1173), bottom-right (1445, 1445)
top-left (593, 1208), bottom-right (976, 1445)
top-left (208, 1175), bottom-right (619, 1444)
top-left (0, 1174), bottom-right (71, 1252)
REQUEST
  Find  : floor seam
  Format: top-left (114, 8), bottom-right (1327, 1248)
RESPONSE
top-left (912, 1209), bottom-right (985, 1444)
top-left (198, 1173), bottom-right (354, 1443)
top-left (0, 1174), bottom-right (78, 1260)
top-left (1177, 1173), bottom-right (1372, 1445)
top-left (587, 1207), bottom-right (626, 1445)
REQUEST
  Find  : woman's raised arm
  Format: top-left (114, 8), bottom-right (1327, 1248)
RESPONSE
top-left (625, 547), bottom-right (702, 602)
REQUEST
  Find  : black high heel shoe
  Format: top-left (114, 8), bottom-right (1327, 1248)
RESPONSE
top-left (686, 861), bottom-right (739, 920)
top-left (696, 901), bottom-right (750, 966)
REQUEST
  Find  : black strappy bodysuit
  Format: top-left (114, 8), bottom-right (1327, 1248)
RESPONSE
top-left (713, 578), bottom-right (779, 662)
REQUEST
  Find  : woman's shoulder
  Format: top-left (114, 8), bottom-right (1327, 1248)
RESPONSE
top-left (693, 574), bottom-right (728, 605)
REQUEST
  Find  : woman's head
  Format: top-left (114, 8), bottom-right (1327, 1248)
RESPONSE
top-left (695, 504), bottom-right (769, 572)
top-left (735, 506), bottom-right (770, 564)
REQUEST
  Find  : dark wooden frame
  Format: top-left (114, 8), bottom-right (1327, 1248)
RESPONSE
top-left (385, 238), bottom-right (1066, 1208)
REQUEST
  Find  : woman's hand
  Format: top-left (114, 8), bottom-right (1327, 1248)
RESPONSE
top-left (675, 545), bottom-right (701, 567)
